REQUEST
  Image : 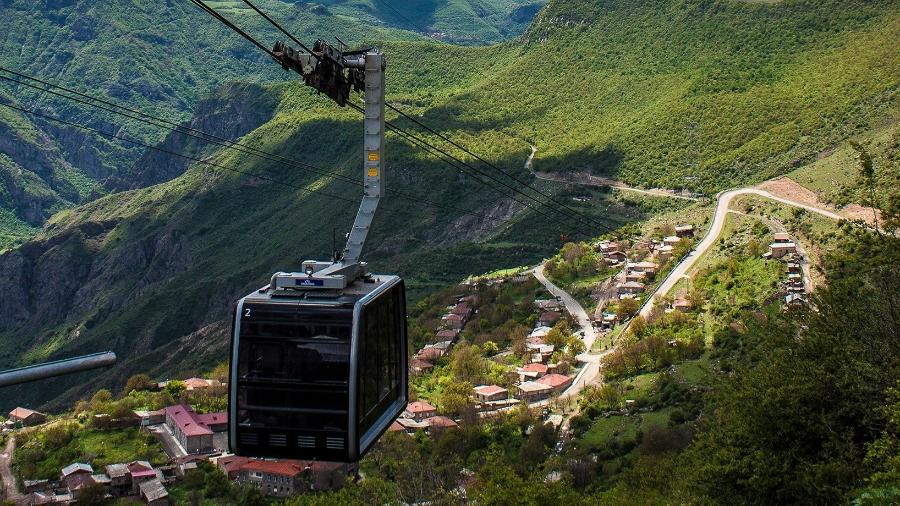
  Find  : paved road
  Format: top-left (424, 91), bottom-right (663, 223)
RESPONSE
top-left (0, 436), bottom-right (22, 504)
top-left (530, 265), bottom-right (621, 405)
top-left (533, 265), bottom-right (597, 349)
top-left (639, 187), bottom-right (845, 317)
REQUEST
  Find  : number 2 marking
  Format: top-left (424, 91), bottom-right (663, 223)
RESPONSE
top-left (244, 308), bottom-right (251, 318)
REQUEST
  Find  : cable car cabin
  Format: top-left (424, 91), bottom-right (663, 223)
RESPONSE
top-left (229, 275), bottom-right (407, 462)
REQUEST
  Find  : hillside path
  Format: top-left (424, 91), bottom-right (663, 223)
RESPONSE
top-left (638, 187), bottom-right (844, 318)
top-left (0, 436), bottom-right (22, 504)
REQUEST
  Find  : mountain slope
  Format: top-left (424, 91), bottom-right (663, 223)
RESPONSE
top-left (0, 0), bottom-right (541, 244)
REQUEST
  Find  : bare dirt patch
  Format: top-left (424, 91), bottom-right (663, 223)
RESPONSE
top-left (758, 177), bottom-right (881, 226)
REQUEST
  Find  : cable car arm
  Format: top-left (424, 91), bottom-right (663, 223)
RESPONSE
top-left (270, 40), bottom-right (385, 288)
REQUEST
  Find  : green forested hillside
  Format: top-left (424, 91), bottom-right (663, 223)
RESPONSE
top-left (0, 0), bottom-right (898, 410)
top-left (0, 0), bottom-right (538, 246)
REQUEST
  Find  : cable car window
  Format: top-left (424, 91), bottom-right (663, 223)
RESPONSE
top-left (358, 283), bottom-right (404, 436)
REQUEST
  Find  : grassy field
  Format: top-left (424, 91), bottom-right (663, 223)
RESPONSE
top-left (13, 424), bottom-right (168, 481)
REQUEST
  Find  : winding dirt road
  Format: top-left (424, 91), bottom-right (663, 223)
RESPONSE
top-left (0, 436), bottom-right (22, 504)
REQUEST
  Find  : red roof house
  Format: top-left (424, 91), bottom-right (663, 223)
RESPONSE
top-left (164, 405), bottom-right (214, 454)
top-left (536, 374), bottom-right (573, 393)
top-left (518, 363), bottom-right (549, 380)
top-left (428, 416), bottom-right (458, 430)
top-left (473, 385), bottom-right (508, 403)
top-left (410, 358), bottom-right (434, 374)
top-left (216, 455), bottom-right (250, 480)
top-left (196, 412), bottom-right (228, 432)
top-left (415, 347), bottom-right (444, 363)
top-left (404, 401), bottom-right (437, 421)
top-left (9, 407), bottom-right (47, 426)
top-left (538, 311), bottom-right (562, 325)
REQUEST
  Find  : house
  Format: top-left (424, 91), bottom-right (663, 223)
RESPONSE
top-left (604, 250), bottom-right (628, 265)
top-left (128, 461), bottom-right (158, 494)
top-left (183, 378), bottom-right (223, 391)
top-left (785, 293), bottom-right (807, 306)
top-left (675, 224), bottom-right (695, 237)
top-left (617, 281), bottom-right (645, 296)
top-left (92, 474), bottom-right (111, 488)
top-left (657, 244), bottom-right (675, 260)
top-left (628, 261), bottom-right (658, 274)
top-left (396, 417), bottom-right (429, 432)
top-left (599, 312), bottom-right (618, 330)
top-left (64, 473), bottom-right (96, 496)
top-left (673, 298), bottom-right (692, 312)
top-left (538, 311), bottom-right (562, 326)
top-left (532, 344), bottom-right (555, 364)
top-left (404, 401), bottom-right (437, 421)
top-left (773, 232), bottom-right (790, 242)
top-left (61, 463), bottom-right (93, 481)
top-left (388, 421), bottom-right (406, 433)
top-left (410, 358), bottom-right (434, 375)
top-left (473, 385), bottom-right (508, 403)
top-left (434, 329), bottom-right (460, 342)
top-left (415, 346), bottom-right (444, 363)
top-left (104, 464), bottom-right (131, 496)
top-left (787, 261), bottom-right (802, 273)
top-left (534, 299), bottom-right (562, 311)
top-left (528, 326), bottom-right (552, 340)
top-left (197, 412), bottom-right (228, 432)
top-left (432, 340), bottom-right (453, 353)
top-left (23, 479), bottom-right (50, 494)
top-left (516, 381), bottom-right (553, 402)
top-left (238, 460), bottom-right (304, 497)
top-left (768, 241), bottom-right (797, 258)
top-left (536, 374), bottom-right (574, 394)
top-left (428, 416), bottom-right (458, 431)
top-left (139, 478), bottom-right (169, 506)
top-left (625, 271), bottom-right (647, 283)
top-left (165, 405), bottom-right (214, 454)
top-left (787, 272), bottom-right (803, 286)
top-left (443, 313), bottom-right (465, 329)
top-left (663, 235), bottom-right (681, 246)
top-left (596, 241), bottom-right (621, 255)
top-left (9, 407), bottom-right (47, 426)
top-left (518, 362), bottom-right (549, 381)
top-left (451, 303), bottom-right (473, 318)
top-left (133, 408), bottom-right (166, 426)
top-left (215, 455), bottom-right (251, 480)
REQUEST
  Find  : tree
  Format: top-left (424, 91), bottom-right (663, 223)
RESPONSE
top-left (205, 466), bottom-right (235, 497)
top-left (681, 234), bottom-right (900, 504)
top-left (482, 341), bottom-right (499, 356)
top-left (450, 344), bottom-right (486, 384)
top-left (210, 361), bottom-right (230, 384)
top-left (617, 298), bottom-right (640, 320)
top-left (89, 389), bottom-right (113, 413)
top-left (164, 380), bottom-right (186, 398)
top-left (629, 316), bottom-right (647, 339)
top-left (545, 320), bottom-right (572, 348)
top-left (851, 141), bottom-right (879, 229)
top-left (439, 381), bottom-right (473, 417)
top-left (122, 374), bottom-right (154, 396)
top-left (75, 482), bottom-right (109, 505)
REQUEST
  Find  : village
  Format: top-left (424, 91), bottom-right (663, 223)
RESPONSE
top-left (399, 287), bottom-right (577, 433)
top-left (5, 378), bottom-right (349, 505)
